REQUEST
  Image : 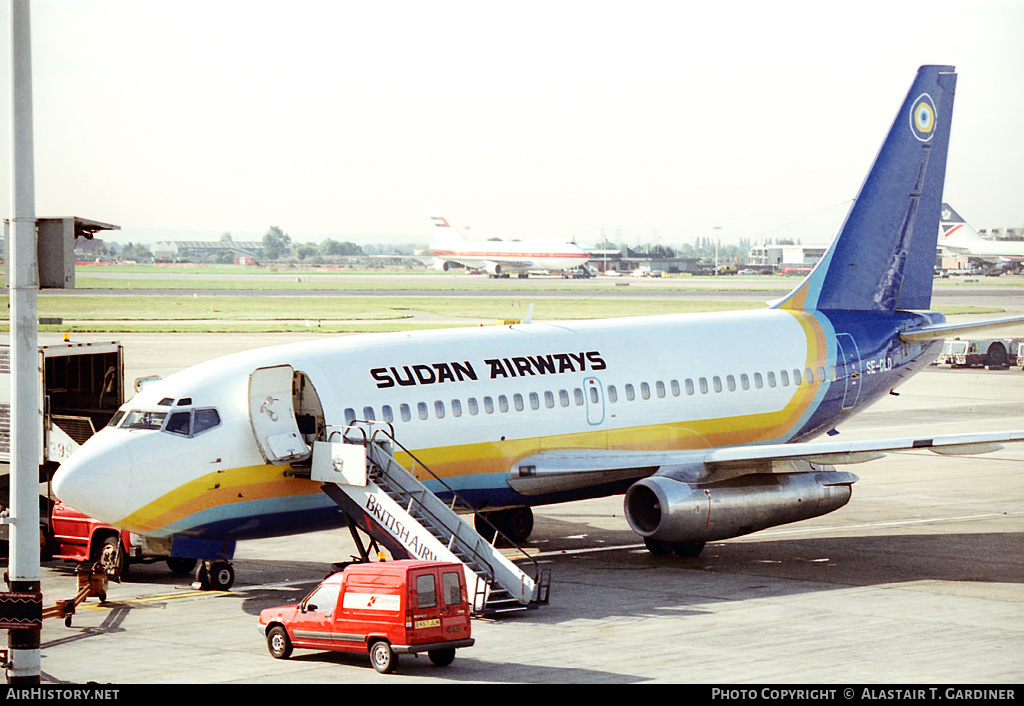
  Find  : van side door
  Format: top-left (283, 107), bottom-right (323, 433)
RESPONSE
top-left (290, 581), bottom-right (340, 650)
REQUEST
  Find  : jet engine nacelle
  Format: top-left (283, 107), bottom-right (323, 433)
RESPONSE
top-left (432, 259), bottom-right (451, 271)
top-left (485, 262), bottom-right (502, 276)
top-left (623, 470), bottom-right (857, 544)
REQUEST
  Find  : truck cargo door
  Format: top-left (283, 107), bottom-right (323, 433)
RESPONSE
top-left (248, 365), bottom-right (311, 464)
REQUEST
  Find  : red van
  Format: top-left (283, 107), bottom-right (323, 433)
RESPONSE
top-left (259, 560), bottom-right (474, 673)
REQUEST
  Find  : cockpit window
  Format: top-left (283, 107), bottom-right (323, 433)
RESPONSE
top-left (106, 410), bottom-right (126, 428)
top-left (161, 408), bottom-right (221, 437)
top-left (193, 408), bottom-right (221, 435)
top-left (117, 407), bottom-right (221, 437)
top-left (165, 411), bottom-right (192, 436)
top-left (121, 411), bottom-right (167, 430)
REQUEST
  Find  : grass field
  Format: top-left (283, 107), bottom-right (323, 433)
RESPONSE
top-left (0, 264), bottom-right (1011, 333)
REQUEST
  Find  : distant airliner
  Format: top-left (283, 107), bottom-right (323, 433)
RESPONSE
top-left (427, 201), bottom-right (589, 277)
top-left (53, 66), bottom-right (1024, 588)
top-left (939, 203), bottom-right (1024, 265)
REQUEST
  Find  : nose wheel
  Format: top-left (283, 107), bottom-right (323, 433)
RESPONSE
top-left (192, 560), bottom-right (235, 591)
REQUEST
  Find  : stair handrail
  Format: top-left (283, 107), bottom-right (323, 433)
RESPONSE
top-left (325, 421), bottom-right (547, 605)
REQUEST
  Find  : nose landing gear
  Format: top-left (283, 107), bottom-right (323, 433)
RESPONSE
top-left (192, 560), bottom-right (235, 591)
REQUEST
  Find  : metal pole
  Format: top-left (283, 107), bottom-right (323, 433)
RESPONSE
top-left (8, 0), bottom-right (41, 684)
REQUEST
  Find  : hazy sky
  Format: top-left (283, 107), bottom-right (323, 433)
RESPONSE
top-left (2, 0), bottom-right (1023, 247)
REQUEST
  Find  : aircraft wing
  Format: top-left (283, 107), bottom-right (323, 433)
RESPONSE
top-left (507, 429), bottom-right (1024, 495)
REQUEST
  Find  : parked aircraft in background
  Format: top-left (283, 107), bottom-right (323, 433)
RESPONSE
top-left (939, 203), bottom-right (1024, 266)
top-left (427, 201), bottom-right (589, 277)
top-left (53, 66), bottom-right (1024, 590)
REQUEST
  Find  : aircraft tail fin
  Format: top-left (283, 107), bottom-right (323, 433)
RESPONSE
top-left (940, 203), bottom-right (984, 244)
top-left (426, 199), bottom-right (467, 245)
top-left (776, 65), bottom-right (957, 312)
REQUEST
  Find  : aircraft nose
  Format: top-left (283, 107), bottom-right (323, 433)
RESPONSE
top-left (52, 431), bottom-right (131, 524)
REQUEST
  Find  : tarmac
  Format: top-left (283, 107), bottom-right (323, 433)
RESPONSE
top-left (16, 277), bottom-right (1024, 685)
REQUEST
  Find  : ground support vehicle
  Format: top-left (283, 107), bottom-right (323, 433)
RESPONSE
top-left (259, 560), bottom-right (474, 674)
top-left (936, 338), bottom-right (1023, 369)
top-left (50, 500), bottom-right (197, 581)
top-left (0, 338), bottom-right (124, 555)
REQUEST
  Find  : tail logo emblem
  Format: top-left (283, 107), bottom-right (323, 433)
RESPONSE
top-left (910, 93), bottom-right (937, 142)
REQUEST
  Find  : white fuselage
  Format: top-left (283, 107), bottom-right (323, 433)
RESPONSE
top-left (54, 308), bottom-right (865, 540)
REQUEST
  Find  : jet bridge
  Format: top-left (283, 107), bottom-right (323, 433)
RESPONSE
top-left (310, 424), bottom-right (549, 616)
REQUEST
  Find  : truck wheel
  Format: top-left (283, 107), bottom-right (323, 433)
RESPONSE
top-left (95, 535), bottom-right (126, 582)
top-left (267, 626), bottom-right (292, 659)
top-left (986, 343), bottom-right (1008, 369)
top-left (428, 648), bottom-right (456, 667)
top-left (369, 640), bottom-right (397, 674)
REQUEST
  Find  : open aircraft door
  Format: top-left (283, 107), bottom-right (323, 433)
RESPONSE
top-left (249, 365), bottom-right (311, 464)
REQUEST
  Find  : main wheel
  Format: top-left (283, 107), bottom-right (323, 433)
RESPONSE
top-left (369, 640), bottom-right (397, 674)
top-left (428, 648), bottom-right (456, 667)
top-left (672, 541), bottom-right (706, 558)
top-left (267, 626), bottom-right (292, 660)
top-left (166, 557), bottom-right (198, 575)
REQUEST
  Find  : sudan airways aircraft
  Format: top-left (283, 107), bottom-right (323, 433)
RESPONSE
top-left (53, 66), bottom-right (1024, 583)
top-left (427, 201), bottom-right (590, 276)
top-left (939, 202), bottom-right (1024, 266)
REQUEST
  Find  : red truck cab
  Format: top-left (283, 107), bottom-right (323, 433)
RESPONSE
top-left (259, 559), bottom-right (474, 673)
top-left (50, 500), bottom-right (196, 580)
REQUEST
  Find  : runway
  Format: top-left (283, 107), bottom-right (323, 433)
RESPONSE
top-left (21, 278), bottom-right (1024, 685)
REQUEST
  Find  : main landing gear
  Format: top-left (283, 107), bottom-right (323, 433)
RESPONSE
top-left (192, 560), bottom-right (235, 590)
top-left (642, 538), bottom-right (706, 558)
top-left (474, 506), bottom-right (534, 544)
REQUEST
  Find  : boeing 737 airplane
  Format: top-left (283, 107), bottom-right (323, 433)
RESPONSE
top-left (427, 202), bottom-right (590, 276)
top-left (53, 66), bottom-right (1024, 592)
top-left (939, 202), bottom-right (1024, 266)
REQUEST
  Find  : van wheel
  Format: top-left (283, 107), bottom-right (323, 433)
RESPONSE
top-left (267, 626), bottom-right (292, 659)
top-left (369, 640), bottom-right (397, 674)
top-left (428, 648), bottom-right (456, 667)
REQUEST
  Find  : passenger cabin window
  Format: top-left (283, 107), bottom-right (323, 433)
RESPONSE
top-left (468, 398), bottom-right (479, 415)
top-left (607, 385), bottom-right (618, 403)
top-left (400, 403), bottom-right (411, 422)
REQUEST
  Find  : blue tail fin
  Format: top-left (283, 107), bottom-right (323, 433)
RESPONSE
top-left (777, 65), bottom-right (957, 312)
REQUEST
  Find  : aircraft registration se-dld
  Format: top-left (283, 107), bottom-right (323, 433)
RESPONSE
top-left (53, 66), bottom-right (1024, 591)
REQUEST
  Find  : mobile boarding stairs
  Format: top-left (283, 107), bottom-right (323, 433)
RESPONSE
top-left (309, 423), bottom-right (550, 616)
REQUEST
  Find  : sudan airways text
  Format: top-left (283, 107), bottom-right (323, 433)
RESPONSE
top-left (370, 351), bottom-right (607, 389)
